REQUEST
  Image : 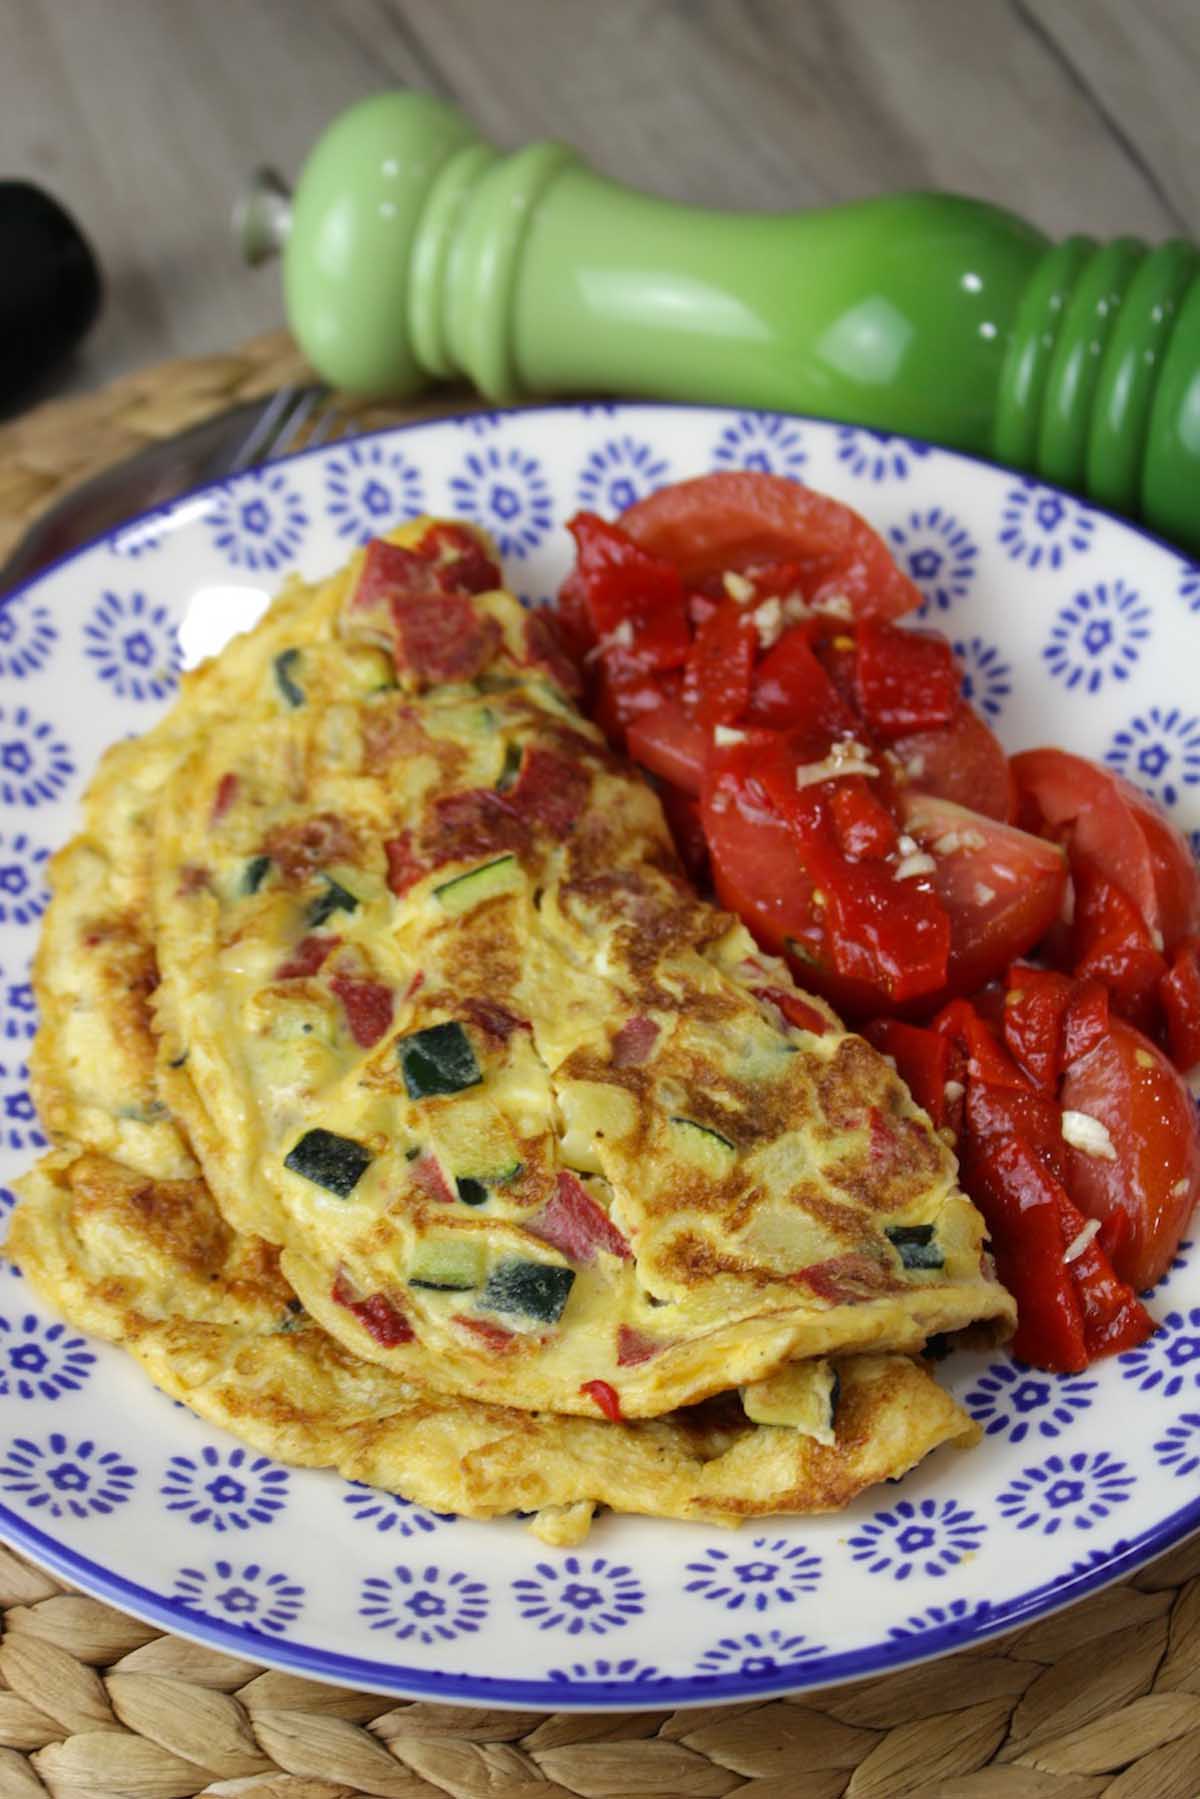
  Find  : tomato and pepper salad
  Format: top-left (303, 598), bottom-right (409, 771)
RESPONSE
top-left (557, 471), bottom-right (1200, 1376)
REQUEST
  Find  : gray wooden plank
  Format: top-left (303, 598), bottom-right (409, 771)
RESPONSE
top-left (401, 0), bottom-right (1186, 234)
top-left (0, 0), bottom-right (1194, 397)
top-left (1031, 0), bottom-right (1199, 234)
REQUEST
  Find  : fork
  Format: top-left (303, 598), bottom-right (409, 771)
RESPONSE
top-left (0, 382), bottom-right (345, 594)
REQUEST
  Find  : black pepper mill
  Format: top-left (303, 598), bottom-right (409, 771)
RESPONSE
top-left (0, 181), bottom-right (102, 411)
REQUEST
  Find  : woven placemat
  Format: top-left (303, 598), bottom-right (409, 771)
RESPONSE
top-left (1, 331), bottom-right (1199, 1799)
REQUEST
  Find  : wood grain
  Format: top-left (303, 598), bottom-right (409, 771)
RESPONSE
top-left (0, 0), bottom-right (1195, 397)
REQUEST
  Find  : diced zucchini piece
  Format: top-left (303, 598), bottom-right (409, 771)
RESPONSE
top-left (741, 1360), bottom-right (839, 1445)
top-left (433, 855), bottom-right (522, 918)
top-left (242, 855), bottom-right (271, 895)
top-left (307, 875), bottom-right (359, 928)
top-left (454, 1160), bottom-right (522, 1206)
top-left (495, 742), bottom-right (524, 793)
top-left (397, 1021), bottom-right (482, 1099)
top-left (283, 1128), bottom-right (371, 1197)
top-left (408, 1238), bottom-right (486, 1291)
top-left (274, 648), bottom-right (305, 708)
top-left (479, 1258), bottom-right (574, 1324)
top-left (886, 1223), bottom-right (945, 1271)
top-left (669, 1116), bottom-right (737, 1177)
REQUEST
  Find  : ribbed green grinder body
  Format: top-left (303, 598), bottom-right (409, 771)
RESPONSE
top-left (283, 93), bottom-right (1200, 551)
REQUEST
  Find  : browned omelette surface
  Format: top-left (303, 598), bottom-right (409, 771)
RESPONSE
top-left (142, 519), bottom-right (1013, 1416)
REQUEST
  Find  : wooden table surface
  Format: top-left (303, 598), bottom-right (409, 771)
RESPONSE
top-left (4, 0), bottom-right (1198, 399)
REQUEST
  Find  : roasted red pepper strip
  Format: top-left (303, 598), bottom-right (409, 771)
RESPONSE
top-left (933, 998), bottom-right (1027, 1090)
top-left (1002, 966), bottom-right (1073, 1096)
top-left (1161, 938), bottom-right (1200, 1071)
top-left (565, 513), bottom-right (691, 671)
top-left (752, 986), bottom-right (830, 1037)
top-left (1061, 978), bottom-right (1111, 1066)
top-left (964, 1133), bottom-right (1088, 1373)
top-left (1072, 871), bottom-right (1167, 1035)
top-left (275, 934), bottom-right (340, 980)
top-left (863, 1017), bottom-right (961, 1131)
top-left (755, 764), bottom-right (950, 1004)
top-left (580, 1378), bottom-right (624, 1422)
top-left (830, 780), bottom-right (899, 862)
top-left (855, 620), bottom-right (960, 739)
top-left (330, 1270), bottom-right (414, 1347)
top-left (527, 1172), bottom-right (632, 1266)
top-left (329, 972), bottom-right (394, 1049)
top-left (746, 625), bottom-right (858, 746)
top-left (1056, 1188), bottom-right (1155, 1360)
top-left (682, 596), bottom-right (757, 727)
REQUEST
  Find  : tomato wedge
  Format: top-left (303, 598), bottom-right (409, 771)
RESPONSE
top-left (620, 471), bottom-right (922, 620)
top-left (1059, 1015), bottom-right (1200, 1293)
top-left (893, 703), bottom-right (1016, 823)
top-left (626, 700), bottom-right (708, 797)
top-left (897, 794), bottom-right (1069, 1006)
top-left (1012, 748), bottom-right (1200, 954)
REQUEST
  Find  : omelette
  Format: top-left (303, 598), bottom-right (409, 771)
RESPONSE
top-left (7, 700), bottom-right (978, 1541)
top-left (143, 518), bottom-right (1014, 1418)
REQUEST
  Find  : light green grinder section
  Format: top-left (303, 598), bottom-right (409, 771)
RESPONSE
top-left (283, 93), bottom-right (1200, 552)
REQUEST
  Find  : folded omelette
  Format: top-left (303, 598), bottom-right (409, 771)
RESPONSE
top-left (8, 678), bottom-right (978, 1541)
top-left (134, 518), bottom-right (1013, 1421)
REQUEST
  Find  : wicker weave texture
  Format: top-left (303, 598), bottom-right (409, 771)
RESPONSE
top-left (0, 332), bottom-right (1199, 1798)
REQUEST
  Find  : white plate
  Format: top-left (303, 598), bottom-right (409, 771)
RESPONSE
top-left (0, 405), bottom-right (1196, 1707)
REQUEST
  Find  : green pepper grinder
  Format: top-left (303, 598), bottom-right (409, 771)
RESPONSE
top-left (239, 91), bottom-right (1200, 552)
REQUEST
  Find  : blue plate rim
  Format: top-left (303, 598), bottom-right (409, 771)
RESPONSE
top-left (0, 400), bottom-right (1194, 622)
top-left (1, 399), bottom-right (1196, 1706)
top-left (1, 1490), bottom-right (1196, 1706)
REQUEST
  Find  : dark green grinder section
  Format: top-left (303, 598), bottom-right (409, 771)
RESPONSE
top-left (246, 94), bottom-right (1200, 552)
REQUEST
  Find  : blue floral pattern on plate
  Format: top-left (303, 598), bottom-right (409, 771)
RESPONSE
top-left (1154, 1413), bottom-right (1200, 1479)
top-left (997, 1450), bottom-right (1135, 1534)
top-left (1118, 1308), bottom-right (1200, 1398)
top-left (548, 1655), bottom-right (664, 1685)
top-left (888, 507), bottom-right (979, 614)
top-left (887, 1598), bottom-right (993, 1640)
top-left (849, 1496), bottom-right (985, 1580)
top-left (0, 707), bottom-right (74, 808)
top-left (449, 445), bottom-right (553, 558)
top-left (0, 596), bottom-right (58, 680)
top-left (684, 1537), bottom-right (821, 1611)
top-left (0, 1433), bottom-right (136, 1518)
top-left (83, 592), bottom-right (182, 702)
top-left (342, 1485), bottom-right (454, 1537)
top-left (208, 470), bottom-right (309, 572)
top-left (323, 441), bottom-right (425, 542)
top-left (161, 1446), bottom-right (289, 1532)
top-left (173, 1559), bottom-right (304, 1636)
top-left (695, 1629), bottom-right (826, 1678)
top-left (359, 1564), bottom-right (488, 1645)
top-left (835, 428), bottom-right (931, 483)
top-left (576, 435), bottom-right (670, 512)
top-left (710, 413), bottom-right (807, 480)
top-left (513, 1555), bottom-right (645, 1636)
top-left (952, 635), bottom-right (1012, 720)
top-left (966, 1361), bottom-right (1097, 1444)
top-left (0, 405), bottom-right (1196, 1708)
top-left (1043, 579), bottom-right (1152, 695)
top-left (0, 1061), bottom-right (44, 1154)
top-left (998, 480), bottom-right (1095, 570)
top-left (1, 975), bottom-right (36, 1041)
top-left (1107, 707), bottom-right (1200, 811)
top-left (0, 1314), bottom-right (95, 1401)
top-left (0, 834), bottom-right (50, 929)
